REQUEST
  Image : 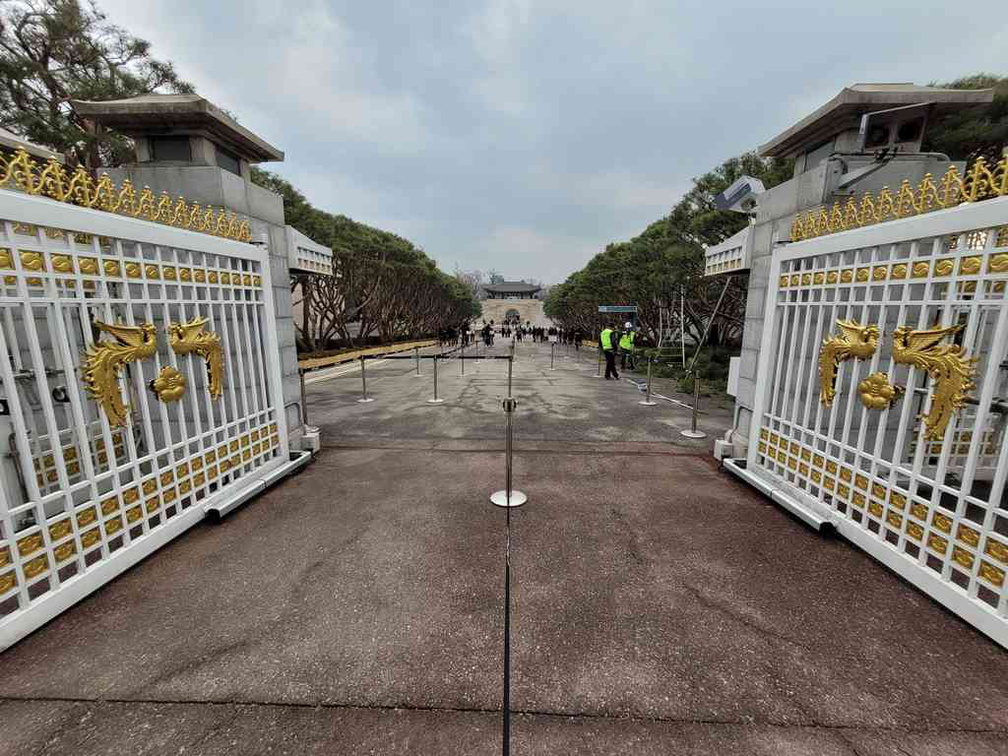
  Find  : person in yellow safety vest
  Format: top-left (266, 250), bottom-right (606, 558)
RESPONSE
top-left (600, 323), bottom-right (619, 380)
top-left (619, 322), bottom-right (636, 371)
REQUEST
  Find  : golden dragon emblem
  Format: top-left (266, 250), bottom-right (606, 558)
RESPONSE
top-left (892, 323), bottom-right (976, 440)
top-left (167, 317), bottom-right (224, 399)
top-left (82, 321), bottom-right (158, 427)
top-left (818, 319), bottom-right (880, 406)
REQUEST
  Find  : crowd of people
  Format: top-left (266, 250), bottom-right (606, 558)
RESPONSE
top-left (437, 319), bottom-right (642, 384)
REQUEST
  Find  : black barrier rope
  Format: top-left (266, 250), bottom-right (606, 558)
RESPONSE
top-left (367, 354), bottom-right (514, 361)
top-left (503, 488), bottom-right (512, 756)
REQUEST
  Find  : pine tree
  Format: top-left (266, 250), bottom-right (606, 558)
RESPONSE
top-left (0, 0), bottom-right (193, 168)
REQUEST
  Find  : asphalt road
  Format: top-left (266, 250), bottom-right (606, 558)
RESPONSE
top-left (1, 341), bottom-right (1005, 755)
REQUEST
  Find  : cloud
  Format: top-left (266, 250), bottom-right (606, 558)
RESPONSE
top-left (467, 225), bottom-right (602, 284)
top-left (95, 0), bottom-right (1006, 285)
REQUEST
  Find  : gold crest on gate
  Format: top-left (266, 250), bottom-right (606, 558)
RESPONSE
top-left (816, 319), bottom-right (976, 440)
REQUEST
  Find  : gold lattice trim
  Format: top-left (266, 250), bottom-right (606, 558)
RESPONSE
top-left (0, 148), bottom-right (253, 243)
top-left (791, 154), bottom-right (1008, 242)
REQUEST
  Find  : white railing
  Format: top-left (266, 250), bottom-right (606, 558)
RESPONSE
top-left (286, 225), bottom-right (332, 275)
top-left (704, 226), bottom-right (750, 277)
top-left (744, 196), bottom-right (1008, 647)
top-left (0, 189), bottom-right (289, 649)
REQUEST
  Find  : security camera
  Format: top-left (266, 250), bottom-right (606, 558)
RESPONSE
top-left (714, 175), bottom-right (766, 214)
top-left (856, 101), bottom-right (932, 153)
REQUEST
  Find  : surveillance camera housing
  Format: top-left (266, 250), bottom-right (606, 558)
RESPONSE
top-left (714, 176), bottom-right (766, 214)
top-left (856, 101), bottom-right (932, 154)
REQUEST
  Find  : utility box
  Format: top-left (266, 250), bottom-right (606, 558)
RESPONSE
top-left (726, 356), bottom-right (740, 398)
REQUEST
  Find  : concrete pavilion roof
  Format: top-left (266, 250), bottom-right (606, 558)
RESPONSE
top-left (0, 126), bottom-right (64, 162)
top-left (758, 83), bottom-right (994, 159)
top-left (483, 281), bottom-right (541, 293)
top-left (71, 94), bottom-right (284, 163)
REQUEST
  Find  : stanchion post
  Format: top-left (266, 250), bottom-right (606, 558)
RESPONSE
top-left (428, 354), bottom-right (444, 404)
top-left (489, 384), bottom-right (526, 755)
top-left (414, 346), bottom-right (421, 376)
top-left (594, 348), bottom-right (602, 378)
top-left (492, 356), bottom-right (524, 506)
top-left (680, 374), bottom-right (706, 438)
top-left (639, 356), bottom-right (657, 406)
top-left (550, 343), bottom-right (555, 371)
top-left (357, 356), bottom-right (374, 403)
top-left (461, 343), bottom-right (466, 376)
top-left (299, 368), bottom-right (308, 425)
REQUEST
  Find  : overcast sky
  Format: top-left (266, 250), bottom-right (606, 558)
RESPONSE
top-left (99, 0), bottom-right (1005, 283)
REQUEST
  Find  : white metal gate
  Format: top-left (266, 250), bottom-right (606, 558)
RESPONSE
top-left (746, 196), bottom-right (1008, 648)
top-left (0, 188), bottom-right (289, 649)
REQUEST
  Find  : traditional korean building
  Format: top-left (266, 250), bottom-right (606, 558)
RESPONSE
top-left (479, 280), bottom-right (550, 325)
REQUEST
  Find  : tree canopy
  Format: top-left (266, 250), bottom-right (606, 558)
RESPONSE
top-left (545, 152), bottom-right (792, 347)
top-left (251, 167), bottom-right (479, 351)
top-left (547, 72), bottom-right (1007, 351)
top-left (0, 0), bottom-right (193, 168)
top-left (924, 74), bottom-right (1008, 164)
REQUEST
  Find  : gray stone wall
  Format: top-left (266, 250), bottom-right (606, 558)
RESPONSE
top-left (480, 299), bottom-right (551, 327)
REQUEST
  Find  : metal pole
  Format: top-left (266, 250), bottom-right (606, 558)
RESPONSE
top-left (680, 284), bottom-right (687, 369)
top-left (639, 356), bottom-right (656, 406)
top-left (594, 347), bottom-right (602, 378)
top-left (415, 346), bottom-right (421, 376)
top-left (461, 343), bottom-right (466, 376)
top-left (428, 354), bottom-right (444, 404)
top-left (489, 355), bottom-right (528, 751)
top-left (692, 378), bottom-right (700, 433)
top-left (489, 393), bottom-right (525, 749)
top-left (680, 374), bottom-right (706, 439)
top-left (358, 356), bottom-right (374, 403)
top-left (686, 277), bottom-right (731, 376)
top-left (550, 343), bottom-right (555, 371)
top-left (503, 505), bottom-right (511, 756)
top-left (299, 369), bottom-right (308, 425)
top-left (506, 402), bottom-right (513, 499)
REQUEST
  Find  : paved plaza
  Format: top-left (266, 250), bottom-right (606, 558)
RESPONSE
top-left (1, 341), bottom-right (1006, 755)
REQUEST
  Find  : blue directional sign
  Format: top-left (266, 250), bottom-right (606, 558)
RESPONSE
top-left (598, 305), bottom-right (638, 313)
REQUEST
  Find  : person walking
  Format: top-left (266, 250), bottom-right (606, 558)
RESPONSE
top-left (600, 323), bottom-right (619, 380)
top-left (619, 322), bottom-right (636, 371)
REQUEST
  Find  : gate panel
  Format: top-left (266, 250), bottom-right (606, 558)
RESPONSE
top-left (0, 190), bottom-right (288, 649)
top-left (749, 197), bottom-right (1008, 647)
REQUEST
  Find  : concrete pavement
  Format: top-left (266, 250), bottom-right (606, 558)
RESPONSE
top-left (1, 340), bottom-right (1005, 755)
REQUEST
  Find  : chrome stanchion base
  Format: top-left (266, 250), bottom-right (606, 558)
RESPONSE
top-left (427, 398), bottom-right (445, 404)
top-left (638, 400), bottom-right (657, 406)
top-left (357, 397), bottom-right (375, 404)
top-left (680, 429), bottom-right (706, 439)
top-left (491, 490), bottom-right (527, 508)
